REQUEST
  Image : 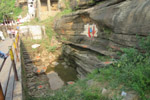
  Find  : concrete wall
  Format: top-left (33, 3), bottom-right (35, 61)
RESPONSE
top-left (19, 25), bottom-right (46, 40)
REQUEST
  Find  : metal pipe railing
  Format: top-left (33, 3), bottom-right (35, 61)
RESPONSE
top-left (0, 58), bottom-right (7, 72)
top-left (0, 33), bottom-right (20, 100)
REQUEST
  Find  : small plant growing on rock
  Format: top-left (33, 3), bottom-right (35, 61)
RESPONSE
top-left (89, 0), bottom-right (95, 4)
top-left (103, 27), bottom-right (112, 36)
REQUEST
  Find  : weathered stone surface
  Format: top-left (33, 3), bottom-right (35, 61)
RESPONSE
top-left (47, 71), bottom-right (64, 90)
top-left (102, 88), bottom-right (107, 95)
top-left (22, 53), bottom-right (50, 98)
top-left (54, 0), bottom-right (150, 78)
top-left (62, 45), bottom-right (111, 78)
top-left (123, 91), bottom-right (139, 100)
top-left (52, 61), bottom-right (59, 66)
top-left (67, 81), bottom-right (75, 85)
top-left (69, 0), bottom-right (101, 10)
top-left (90, 0), bottom-right (150, 35)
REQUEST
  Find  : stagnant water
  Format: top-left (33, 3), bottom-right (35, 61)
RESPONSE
top-left (46, 60), bottom-right (78, 84)
top-left (22, 39), bottom-right (78, 87)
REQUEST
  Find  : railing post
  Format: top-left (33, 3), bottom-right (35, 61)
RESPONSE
top-left (13, 40), bottom-right (19, 62)
top-left (8, 46), bottom-right (19, 81)
top-left (15, 37), bottom-right (18, 49)
top-left (0, 58), bottom-right (6, 72)
top-left (0, 83), bottom-right (5, 100)
top-left (17, 33), bottom-right (20, 52)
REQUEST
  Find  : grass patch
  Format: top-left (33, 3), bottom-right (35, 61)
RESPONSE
top-left (46, 45), bottom-right (57, 52)
top-left (97, 36), bottom-right (150, 99)
top-left (13, 7), bottom-right (22, 19)
top-left (89, 0), bottom-right (95, 4)
top-left (97, 55), bottom-right (112, 61)
top-left (103, 27), bottom-right (112, 35)
top-left (25, 79), bottom-right (109, 100)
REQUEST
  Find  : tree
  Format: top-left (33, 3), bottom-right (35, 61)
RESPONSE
top-left (0, 0), bottom-right (22, 22)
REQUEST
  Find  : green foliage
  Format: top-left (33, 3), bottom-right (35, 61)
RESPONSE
top-left (97, 55), bottom-right (112, 61)
top-left (89, 0), bottom-right (95, 4)
top-left (139, 36), bottom-right (150, 52)
top-left (0, 0), bottom-right (22, 22)
top-left (103, 27), bottom-right (112, 35)
top-left (61, 37), bottom-right (67, 41)
top-left (56, 0), bottom-right (72, 16)
top-left (59, 9), bottom-right (72, 16)
top-left (98, 36), bottom-right (150, 99)
top-left (46, 45), bottom-right (57, 52)
top-left (56, 1), bottom-right (72, 18)
top-left (64, 0), bottom-right (71, 10)
top-left (75, 0), bottom-right (95, 9)
top-left (25, 79), bottom-right (109, 100)
top-left (45, 25), bottom-right (54, 40)
top-left (81, 88), bottom-right (102, 100)
top-left (13, 7), bottom-right (22, 20)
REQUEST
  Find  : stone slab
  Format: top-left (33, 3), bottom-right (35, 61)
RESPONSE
top-left (47, 71), bottom-right (64, 90)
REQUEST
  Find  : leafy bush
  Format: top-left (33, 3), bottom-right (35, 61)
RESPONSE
top-left (99, 36), bottom-right (150, 99)
top-left (0, 0), bottom-right (22, 22)
top-left (139, 36), bottom-right (150, 52)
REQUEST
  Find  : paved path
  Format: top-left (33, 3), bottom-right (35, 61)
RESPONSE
top-left (0, 38), bottom-right (13, 100)
top-left (0, 38), bottom-right (22, 100)
top-left (0, 38), bottom-right (13, 68)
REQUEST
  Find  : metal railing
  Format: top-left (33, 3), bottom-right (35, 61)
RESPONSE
top-left (0, 33), bottom-right (20, 100)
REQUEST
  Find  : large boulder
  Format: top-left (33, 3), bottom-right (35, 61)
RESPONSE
top-left (69, 0), bottom-right (100, 10)
top-left (54, 0), bottom-right (150, 77)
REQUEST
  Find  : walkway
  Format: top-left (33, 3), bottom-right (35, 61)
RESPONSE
top-left (0, 38), bottom-right (22, 100)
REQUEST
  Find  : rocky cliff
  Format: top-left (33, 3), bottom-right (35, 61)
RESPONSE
top-left (54, 0), bottom-right (150, 78)
top-left (69, 0), bottom-right (101, 10)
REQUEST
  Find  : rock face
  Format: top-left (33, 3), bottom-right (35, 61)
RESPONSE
top-left (69, 0), bottom-right (100, 10)
top-left (54, 0), bottom-right (150, 78)
top-left (62, 45), bottom-right (111, 78)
